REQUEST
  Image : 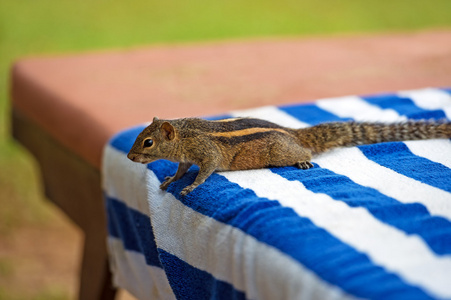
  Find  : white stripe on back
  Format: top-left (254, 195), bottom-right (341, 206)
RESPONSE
top-left (231, 105), bottom-right (309, 128)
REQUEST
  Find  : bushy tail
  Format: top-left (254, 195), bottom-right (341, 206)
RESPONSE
top-left (295, 121), bottom-right (451, 154)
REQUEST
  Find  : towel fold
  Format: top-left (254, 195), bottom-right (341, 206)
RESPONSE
top-left (103, 87), bottom-right (451, 300)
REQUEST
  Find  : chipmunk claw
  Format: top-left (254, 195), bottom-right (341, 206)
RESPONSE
top-left (297, 161), bottom-right (313, 170)
top-left (160, 177), bottom-right (174, 190)
top-left (180, 186), bottom-right (194, 196)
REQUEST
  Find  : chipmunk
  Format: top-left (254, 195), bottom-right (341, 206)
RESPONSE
top-left (127, 117), bottom-right (451, 196)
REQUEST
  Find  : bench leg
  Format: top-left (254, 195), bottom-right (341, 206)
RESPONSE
top-left (80, 232), bottom-right (116, 300)
top-left (12, 109), bottom-right (117, 300)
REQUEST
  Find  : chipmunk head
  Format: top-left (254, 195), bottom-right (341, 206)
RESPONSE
top-left (127, 117), bottom-right (178, 164)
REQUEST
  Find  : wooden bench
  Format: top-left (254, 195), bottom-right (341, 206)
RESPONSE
top-left (10, 30), bottom-right (451, 300)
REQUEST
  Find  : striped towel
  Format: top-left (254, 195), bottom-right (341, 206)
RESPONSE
top-left (102, 87), bottom-right (451, 300)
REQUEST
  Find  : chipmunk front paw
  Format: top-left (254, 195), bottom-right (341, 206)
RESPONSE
top-left (180, 185), bottom-right (195, 196)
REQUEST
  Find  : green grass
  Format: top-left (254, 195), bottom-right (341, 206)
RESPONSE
top-left (0, 286), bottom-right (69, 300)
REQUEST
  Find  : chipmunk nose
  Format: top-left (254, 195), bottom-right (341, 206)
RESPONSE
top-left (127, 152), bottom-right (138, 161)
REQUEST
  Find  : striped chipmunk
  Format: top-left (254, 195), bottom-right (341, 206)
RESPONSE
top-left (127, 117), bottom-right (451, 196)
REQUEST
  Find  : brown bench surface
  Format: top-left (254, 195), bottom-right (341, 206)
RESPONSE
top-left (11, 30), bottom-right (451, 169)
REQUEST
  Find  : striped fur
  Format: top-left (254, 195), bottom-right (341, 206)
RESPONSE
top-left (127, 117), bottom-right (451, 195)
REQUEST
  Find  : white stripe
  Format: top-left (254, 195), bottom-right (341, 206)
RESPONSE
top-left (405, 139), bottom-right (451, 169)
top-left (107, 237), bottom-right (175, 300)
top-left (313, 148), bottom-right (451, 221)
top-left (102, 145), bottom-right (151, 215)
top-left (316, 95), bottom-right (406, 122)
top-left (144, 169), bottom-right (354, 300)
top-left (231, 105), bottom-right (309, 128)
top-left (398, 88), bottom-right (451, 119)
top-left (222, 169), bottom-right (451, 299)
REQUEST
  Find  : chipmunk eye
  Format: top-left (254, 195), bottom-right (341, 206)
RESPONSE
top-left (143, 139), bottom-right (153, 148)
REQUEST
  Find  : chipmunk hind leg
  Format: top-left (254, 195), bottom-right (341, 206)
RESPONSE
top-left (268, 141), bottom-right (313, 169)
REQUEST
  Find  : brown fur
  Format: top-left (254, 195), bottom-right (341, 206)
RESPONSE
top-left (127, 117), bottom-right (451, 195)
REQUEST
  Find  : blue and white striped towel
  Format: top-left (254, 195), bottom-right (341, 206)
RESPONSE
top-left (102, 87), bottom-right (451, 300)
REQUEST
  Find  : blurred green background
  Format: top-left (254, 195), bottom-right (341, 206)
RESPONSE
top-left (0, 0), bottom-right (450, 299)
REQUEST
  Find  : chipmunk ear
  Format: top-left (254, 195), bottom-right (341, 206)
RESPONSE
top-left (152, 116), bottom-right (159, 123)
top-left (160, 122), bottom-right (176, 140)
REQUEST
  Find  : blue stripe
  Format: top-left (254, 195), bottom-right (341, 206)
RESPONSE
top-left (361, 93), bottom-right (447, 120)
top-left (204, 114), bottom-right (233, 120)
top-left (279, 103), bottom-right (350, 124)
top-left (143, 160), bottom-right (435, 300)
top-left (110, 125), bottom-right (146, 153)
top-left (359, 142), bottom-right (451, 193)
top-left (158, 249), bottom-right (246, 300)
top-left (106, 194), bottom-right (120, 238)
top-left (270, 165), bottom-right (451, 256)
top-left (440, 88), bottom-right (451, 95)
top-left (106, 197), bottom-right (162, 268)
